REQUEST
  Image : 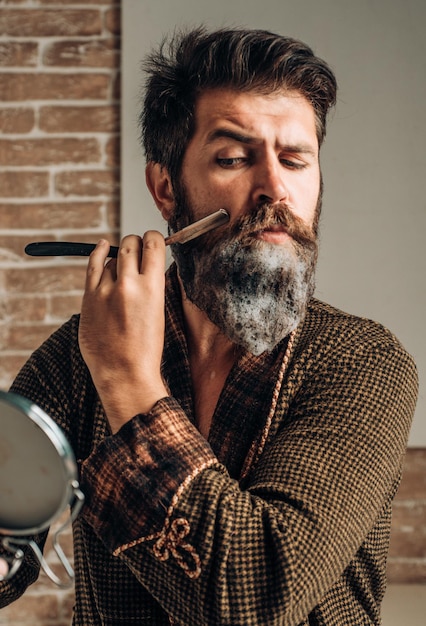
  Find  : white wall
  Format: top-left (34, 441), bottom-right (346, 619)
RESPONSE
top-left (122, 0), bottom-right (426, 445)
top-left (382, 585), bottom-right (426, 626)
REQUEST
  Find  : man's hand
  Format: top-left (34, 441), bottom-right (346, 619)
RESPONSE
top-left (78, 232), bottom-right (169, 434)
top-left (0, 557), bottom-right (9, 580)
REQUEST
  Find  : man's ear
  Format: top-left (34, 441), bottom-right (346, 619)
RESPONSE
top-left (145, 162), bottom-right (175, 221)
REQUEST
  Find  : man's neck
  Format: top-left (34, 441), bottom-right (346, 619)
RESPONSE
top-left (178, 277), bottom-right (239, 437)
top-left (179, 279), bottom-right (237, 364)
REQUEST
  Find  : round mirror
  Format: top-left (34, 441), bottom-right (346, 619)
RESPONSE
top-left (0, 390), bottom-right (84, 587)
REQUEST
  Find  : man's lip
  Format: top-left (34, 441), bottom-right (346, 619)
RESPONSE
top-left (255, 228), bottom-right (291, 243)
top-left (258, 223), bottom-right (288, 233)
top-left (254, 222), bottom-right (288, 233)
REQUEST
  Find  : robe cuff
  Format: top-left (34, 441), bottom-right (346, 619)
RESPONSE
top-left (79, 397), bottom-right (220, 556)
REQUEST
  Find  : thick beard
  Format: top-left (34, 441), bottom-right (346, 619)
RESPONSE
top-left (170, 191), bottom-right (319, 355)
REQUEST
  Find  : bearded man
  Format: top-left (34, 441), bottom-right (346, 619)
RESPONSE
top-left (1, 27), bottom-right (418, 626)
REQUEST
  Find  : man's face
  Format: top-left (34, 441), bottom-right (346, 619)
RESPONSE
top-left (170, 88), bottom-right (321, 354)
top-left (176, 87), bottom-right (321, 232)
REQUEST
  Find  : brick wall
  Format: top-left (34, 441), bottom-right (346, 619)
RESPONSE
top-left (0, 2), bottom-right (120, 624)
top-left (388, 449), bottom-right (426, 584)
top-left (0, 0), bottom-right (120, 393)
top-left (0, 2), bottom-right (424, 624)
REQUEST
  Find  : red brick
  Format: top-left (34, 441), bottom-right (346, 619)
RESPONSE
top-left (392, 501), bottom-right (426, 528)
top-left (43, 38), bottom-right (119, 68)
top-left (0, 171), bottom-right (49, 198)
top-left (0, 202), bottom-right (103, 229)
top-left (105, 7), bottom-right (121, 35)
top-left (0, 73), bottom-right (110, 101)
top-left (39, 105), bottom-right (119, 133)
top-left (61, 588), bottom-right (76, 620)
top-left (4, 266), bottom-right (87, 295)
top-left (50, 294), bottom-right (83, 319)
top-left (390, 502), bottom-right (426, 558)
top-left (387, 559), bottom-right (426, 584)
top-left (395, 448), bottom-right (426, 501)
top-left (105, 135), bottom-right (120, 167)
top-left (112, 68), bottom-right (121, 100)
top-left (0, 138), bottom-right (101, 166)
top-left (0, 234), bottom-right (42, 260)
top-left (4, 323), bottom-right (61, 351)
top-left (65, 230), bottom-right (119, 245)
top-left (0, 108), bottom-right (35, 134)
top-left (3, 295), bottom-right (48, 323)
top-left (0, 41), bottom-right (38, 67)
top-left (39, 0), bottom-right (109, 3)
top-left (0, 9), bottom-right (102, 37)
top-left (106, 199), bottom-right (120, 229)
top-left (389, 534), bottom-right (426, 560)
top-left (55, 169), bottom-right (119, 197)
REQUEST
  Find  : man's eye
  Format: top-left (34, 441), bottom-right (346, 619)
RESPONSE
top-left (281, 158), bottom-right (306, 170)
top-left (216, 157), bottom-right (246, 168)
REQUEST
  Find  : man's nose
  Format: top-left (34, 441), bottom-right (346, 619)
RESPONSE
top-left (252, 157), bottom-right (289, 205)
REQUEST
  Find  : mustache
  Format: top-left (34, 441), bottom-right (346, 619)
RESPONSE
top-left (189, 202), bottom-right (317, 253)
top-left (230, 202), bottom-right (317, 248)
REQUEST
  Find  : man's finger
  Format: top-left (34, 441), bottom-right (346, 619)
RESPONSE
top-left (140, 231), bottom-right (166, 276)
top-left (85, 239), bottom-right (111, 291)
top-left (116, 234), bottom-right (143, 277)
top-left (0, 558), bottom-right (9, 579)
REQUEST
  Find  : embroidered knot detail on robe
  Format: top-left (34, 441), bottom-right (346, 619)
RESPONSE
top-left (153, 517), bottom-right (201, 579)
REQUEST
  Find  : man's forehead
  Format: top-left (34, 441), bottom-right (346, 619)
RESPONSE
top-left (195, 86), bottom-right (314, 119)
top-left (195, 86), bottom-right (309, 110)
top-left (191, 87), bottom-right (318, 150)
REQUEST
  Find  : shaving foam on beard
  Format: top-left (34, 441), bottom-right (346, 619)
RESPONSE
top-left (181, 236), bottom-right (316, 355)
top-left (170, 197), bottom-right (318, 354)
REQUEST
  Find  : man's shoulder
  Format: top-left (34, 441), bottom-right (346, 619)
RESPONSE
top-left (306, 297), bottom-right (381, 327)
top-left (301, 298), bottom-right (409, 356)
top-left (287, 299), bottom-right (418, 410)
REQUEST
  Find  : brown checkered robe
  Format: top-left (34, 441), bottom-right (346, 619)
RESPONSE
top-left (1, 264), bottom-right (418, 625)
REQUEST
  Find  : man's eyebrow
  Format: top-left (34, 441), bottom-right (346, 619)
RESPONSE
top-left (206, 128), bottom-right (259, 145)
top-left (206, 128), bottom-right (317, 155)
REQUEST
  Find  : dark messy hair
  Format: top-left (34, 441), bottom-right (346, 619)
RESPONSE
top-left (140, 26), bottom-right (337, 186)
